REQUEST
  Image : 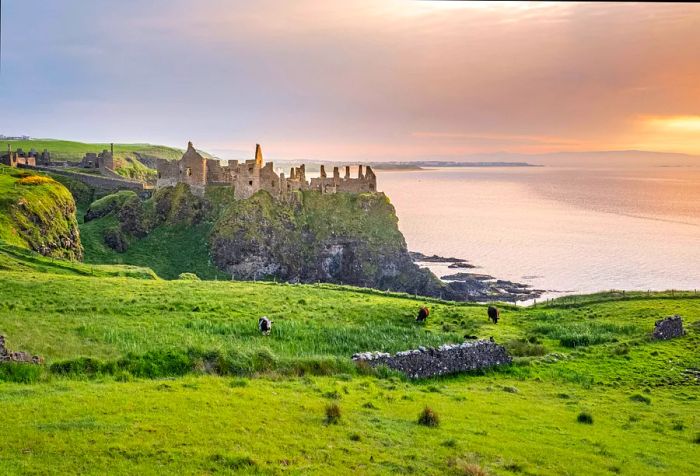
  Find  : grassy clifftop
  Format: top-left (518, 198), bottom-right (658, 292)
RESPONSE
top-left (4, 138), bottom-right (185, 182)
top-left (0, 264), bottom-right (697, 474)
top-left (0, 166), bottom-right (82, 260)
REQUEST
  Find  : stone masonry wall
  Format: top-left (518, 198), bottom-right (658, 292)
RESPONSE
top-left (652, 315), bottom-right (685, 340)
top-left (352, 340), bottom-right (511, 379)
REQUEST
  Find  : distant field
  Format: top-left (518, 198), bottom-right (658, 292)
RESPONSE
top-left (0, 254), bottom-right (698, 474)
top-left (4, 139), bottom-right (187, 182)
top-left (4, 139), bottom-right (183, 162)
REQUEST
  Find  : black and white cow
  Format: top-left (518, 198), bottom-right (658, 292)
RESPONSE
top-left (258, 316), bottom-right (272, 335)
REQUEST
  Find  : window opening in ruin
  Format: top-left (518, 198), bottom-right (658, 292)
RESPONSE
top-left (186, 168), bottom-right (192, 176)
top-left (249, 180), bottom-right (253, 186)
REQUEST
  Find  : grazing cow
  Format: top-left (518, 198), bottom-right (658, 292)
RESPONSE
top-left (258, 316), bottom-right (272, 335)
top-left (416, 306), bottom-right (430, 322)
top-left (487, 306), bottom-right (499, 324)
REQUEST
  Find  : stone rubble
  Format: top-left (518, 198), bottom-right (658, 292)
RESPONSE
top-left (652, 315), bottom-right (685, 340)
top-left (0, 335), bottom-right (43, 364)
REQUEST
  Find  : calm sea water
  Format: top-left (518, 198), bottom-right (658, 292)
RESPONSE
top-left (378, 165), bottom-right (700, 300)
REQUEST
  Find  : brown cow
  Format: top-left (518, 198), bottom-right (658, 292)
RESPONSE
top-left (416, 306), bottom-right (430, 322)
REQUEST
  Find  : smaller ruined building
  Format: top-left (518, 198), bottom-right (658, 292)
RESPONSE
top-left (1, 145), bottom-right (51, 168)
top-left (156, 142), bottom-right (377, 198)
top-left (80, 144), bottom-right (115, 170)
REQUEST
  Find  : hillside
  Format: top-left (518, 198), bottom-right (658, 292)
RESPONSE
top-left (80, 184), bottom-right (445, 296)
top-left (0, 165), bottom-right (82, 260)
top-left (0, 261), bottom-right (698, 474)
top-left (4, 139), bottom-right (185, 182)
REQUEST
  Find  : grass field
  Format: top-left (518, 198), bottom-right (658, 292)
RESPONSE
top-left (0, 252), bottom-right (698, 474)
top-left (4, 139), bottom-right (184, 162)
top-left (4, 138), bottom-right (189, 182)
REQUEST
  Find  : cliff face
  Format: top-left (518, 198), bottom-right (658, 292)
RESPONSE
top-left (0, 167), bottom-right (82, 260)
top-left (210, 190), bottom-right (442, 294)
top-left (80, 184), bottom-right (446, 296)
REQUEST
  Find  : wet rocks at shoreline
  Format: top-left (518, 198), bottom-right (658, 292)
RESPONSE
top-left (411, 251), bottom-right (546, 302)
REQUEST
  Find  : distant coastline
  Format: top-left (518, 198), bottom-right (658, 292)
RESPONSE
top-left (371, 161), bottom-right (538, 170)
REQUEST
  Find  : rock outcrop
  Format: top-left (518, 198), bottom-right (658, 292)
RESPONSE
top-left (210, 190), bottom-right (445, 296)
top-left (352, 340), bottom-right (511, 378)
top-left (0, 335), bottom-right (43, 364)
top-left (652, 315), bottom-right (685, 340)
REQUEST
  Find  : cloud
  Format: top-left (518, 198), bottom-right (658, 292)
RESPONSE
top-left (1, 1), bottom-right (699, 159)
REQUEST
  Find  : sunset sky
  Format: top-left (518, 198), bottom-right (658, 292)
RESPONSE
top-left (1, 0), bottom-right (699, 160)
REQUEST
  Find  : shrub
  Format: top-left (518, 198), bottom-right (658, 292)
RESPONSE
top-left (441, 438), bottom-right (457, 448)
top-left (505, 339), bottom-right (547, 357)
top-left (418, 406), bottom-right (440, 427)
top-left (577, 412), bottom-right (593, 424)
top-left (448, 458), bottom-right (490, 476)
top-left (693, 433), bottom-right (700, 444)
top-left (209, 453), bottom-right (257, 470)
top-left (17, 175), bottom-right (55, 186)
top-left (629, 394), bottom-right (651, 405)
top-left (178, 272), bottom-right (200, 281)
top-left (349, 433), bottom-right (361, 441)
top-left (325, 403), bottom-right (341, 424)
top-left (502, 386), bottom-right (519, 394)
top-left (0, 362), bottom-right (43, 383)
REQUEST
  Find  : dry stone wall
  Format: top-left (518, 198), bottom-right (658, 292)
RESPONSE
top-left (652, 315), bottom-right (685, 340)
top-left (0, 335), bottom-right (43, 364)
top-left (353, 340), bottom-right (511, 379)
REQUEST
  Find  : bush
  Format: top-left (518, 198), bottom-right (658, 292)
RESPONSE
top-left (505, 339), bottom-right (547, 357)
top-left (0, 362), bottom-right (43, 383)
top-left (629, 394), bottom-right (651, 405)
top-left (418, 406), bottom-right (440, 427)
top-left (103, 226), bottom-right (128, 253)
top-left (349, 433), bottom-right (361, 441)
top-left (325, 403), bottom-right (341, 424)
top-left (178, 273), bottom-right (201, 281)
top-left (17, 175), bottom-right (55, 186)
top-left (577, 412), bottom-right (593, 424)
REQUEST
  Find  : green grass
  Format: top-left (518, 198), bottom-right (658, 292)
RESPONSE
top-left (4, 139), bottom-right (184, 162)
top-left (4, 138), bottom-right (189, 183)
top-left (0, 262), bottom-right (698, 474)
top-left (0, 166), bottom-right (82, 259)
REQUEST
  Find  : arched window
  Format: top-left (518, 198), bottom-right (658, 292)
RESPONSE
top-left (186, 168), bottom-right (192, 177)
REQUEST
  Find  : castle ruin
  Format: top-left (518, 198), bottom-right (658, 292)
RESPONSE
top-left (0, 145), bottom-right (51, 168)
top-left (156, 142), bottom-right (377, 199)
top-left (79, 144), bottom-right (115, 171)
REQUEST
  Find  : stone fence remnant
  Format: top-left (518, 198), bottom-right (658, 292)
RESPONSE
top-left (652, 315), bottom-right (685, 340)
top-left (0, 335), bottom-right (43, 364)
top-left (352, 339), bottom-right (511, 379)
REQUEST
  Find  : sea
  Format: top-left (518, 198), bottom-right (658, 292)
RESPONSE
top-left (377, 161), bottom-right (700, 301)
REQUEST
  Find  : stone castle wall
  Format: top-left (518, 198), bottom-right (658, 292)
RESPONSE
top-left (353, 340), bottom-right (512, 379)
top-left (156, 142), bottom-right (378, 199)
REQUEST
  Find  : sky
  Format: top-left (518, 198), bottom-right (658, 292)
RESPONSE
top-left (1, 0), bottom-right (699, 161)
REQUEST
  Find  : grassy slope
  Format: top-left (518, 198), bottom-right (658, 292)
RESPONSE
top-left (0, 262), bottom-right (698, 474)
top-left (5, 139), bottom-right (184, 182)
top-left (0, 242), bottom-right (158, 280)
top-left (79, 186), bottom-right (229, 280)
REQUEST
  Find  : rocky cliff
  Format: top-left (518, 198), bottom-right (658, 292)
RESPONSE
top-left (210, 190), bottom-right (443, 294)
top-left (81, 184), bottom-right (447, 296)
top-left (0, 166), bottom-right (82, 260)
